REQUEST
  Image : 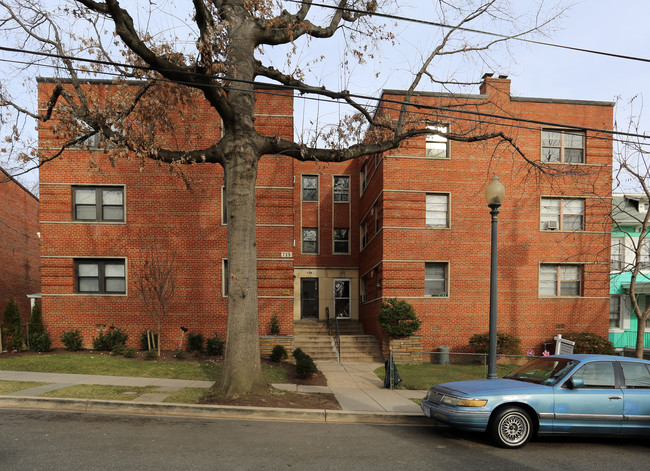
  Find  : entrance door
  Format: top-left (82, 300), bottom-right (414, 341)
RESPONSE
top-left (301, 278), bottom-right (319, 319)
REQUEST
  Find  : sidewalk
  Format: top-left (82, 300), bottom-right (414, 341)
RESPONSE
top-left (0, 362), bottom-right (430, 425)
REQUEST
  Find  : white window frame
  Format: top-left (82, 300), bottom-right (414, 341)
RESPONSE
top-left (426, 193), bottom-right (450, 228)
top-left (611, 238), bottom-right (624, 271)
top-left (426, 124), bottom-right (449, 159)
top-left (302, 228), bottom-right (318, 254)
top-left (302, 175), bottom-right (318, 201)
top-left (539, 264), bottom-right (582, 297)
top-left (333, 228), bottom-right (350, 254)
top-left (334, 278), bottom-right (351, 318)
top-left (425, 262), bottom-right (448, 297)
top-left (333, 175), bottom-right (350, 202)
top-left (640, 238), bottom-right (650, 270)
top-left (541, 129), bottom-right (585, 163)
top-left (540, 197), bottom-right (584, 231)
top-left (609, 295), bottom-right (622, 330)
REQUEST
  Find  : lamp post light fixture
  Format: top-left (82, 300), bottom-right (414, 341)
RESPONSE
top-left (485, 175), bottom-right (505, 380)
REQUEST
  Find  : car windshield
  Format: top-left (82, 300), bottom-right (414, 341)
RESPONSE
top-left (504, 358), bottom-right (579, 385)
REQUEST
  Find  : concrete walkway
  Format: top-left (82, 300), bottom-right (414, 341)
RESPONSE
top-left (0, 362), bottom-right (429, 423)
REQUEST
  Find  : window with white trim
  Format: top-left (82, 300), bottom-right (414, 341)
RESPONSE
top-left (426, 124), bottom-right (449, 158)
top-left (302, 175), bottom-right (318, 201)
top-left (542, 129), bottom-right (585, 163)
top-left (640, 239), bottom-right (650, 270)
top-left (333, 228), bottom-right (349, 254)
top-left (426, 193), bottom-right (449, 228)
top-left (609, 296), bottom-right (622, 329)
top-left (360, 221), bottom-right (368, 249)
top-left (360, 164), bottom-right (368, 193)
top-left (540, 198), bottom-right (584, 231)
top-left (73, 186), bottom-right (124, 222)
top-left (611, 238), bottom-right (624, 271)
top-left (425, 262), bottom-right (448, 297)
top-left (333, 176), bottom-right (350, 202)
top-left (75, 259), bottom-right (126, 294)
top-left (334, 279), bottom-right (351, 318)
top-left (302, 228), bottom-right (318, 254)
top-left (539, 264), bottom-right (582, 296)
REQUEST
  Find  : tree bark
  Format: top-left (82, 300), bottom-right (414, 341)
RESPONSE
top-left (218, 146), bottom-right (266, 395)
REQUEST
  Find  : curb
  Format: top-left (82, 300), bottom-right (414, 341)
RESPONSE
top-left (0, 396), bottom-right (433, 426)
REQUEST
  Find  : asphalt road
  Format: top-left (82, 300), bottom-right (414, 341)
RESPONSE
top-left (0, 409), bottom-right (648, 470)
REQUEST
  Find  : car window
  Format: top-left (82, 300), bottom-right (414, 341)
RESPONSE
top-left (569, 361), bottom-right (616, 389)
top-left (504, 358), bottom-right (577, 385)
top-left (621, 362), bottom-right (650, 389)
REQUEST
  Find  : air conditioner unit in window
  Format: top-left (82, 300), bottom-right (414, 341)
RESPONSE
top-left (545, 221), bottom-right (559, 230)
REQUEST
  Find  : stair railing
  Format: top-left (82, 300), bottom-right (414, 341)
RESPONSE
top-left (334, 315), bottom-right (341, 363)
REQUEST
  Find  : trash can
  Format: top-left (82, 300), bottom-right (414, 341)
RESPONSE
top-left (437, 346), bottom-right (450, 365)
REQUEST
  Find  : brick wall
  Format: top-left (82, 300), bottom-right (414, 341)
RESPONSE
top-left (0, 168), bottom-right (40, 327)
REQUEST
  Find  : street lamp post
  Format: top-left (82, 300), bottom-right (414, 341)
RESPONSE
top-left (485, 175), bottom-right (505, 380)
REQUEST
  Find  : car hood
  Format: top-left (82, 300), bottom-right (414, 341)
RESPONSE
top-left (433, 379), bottom-right (547, 396)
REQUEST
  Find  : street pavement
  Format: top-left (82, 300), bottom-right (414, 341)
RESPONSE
top-left (0, 361), bottom-right (430, 425)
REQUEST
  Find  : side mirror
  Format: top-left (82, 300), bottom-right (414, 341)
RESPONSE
top-left (567, 377), bottom-right (584, 389)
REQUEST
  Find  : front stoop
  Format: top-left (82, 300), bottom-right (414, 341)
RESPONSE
top-left (293, 320), bottom-right (383, 362)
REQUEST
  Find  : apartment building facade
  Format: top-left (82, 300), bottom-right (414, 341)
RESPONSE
top-left (37, 75), bottom-right (613, 354)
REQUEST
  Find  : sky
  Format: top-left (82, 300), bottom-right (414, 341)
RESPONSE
top-left (2, 0), bottom-right (649, 192)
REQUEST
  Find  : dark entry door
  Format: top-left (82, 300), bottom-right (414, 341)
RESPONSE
top-left (301, 278), bottom-right (319, 319)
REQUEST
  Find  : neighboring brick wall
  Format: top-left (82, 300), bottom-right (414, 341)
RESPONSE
top-left (0, 168), bottom-right (40, 326)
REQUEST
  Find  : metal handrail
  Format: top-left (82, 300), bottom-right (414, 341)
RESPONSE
top-left (334, 315), bottom-right (341, 363)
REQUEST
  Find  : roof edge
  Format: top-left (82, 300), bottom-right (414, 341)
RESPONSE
top-left (0, 166), bottom-right (39, 201)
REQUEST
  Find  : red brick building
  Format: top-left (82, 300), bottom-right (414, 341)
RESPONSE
top-left (0, 167), bottom-right (40, 326)
top-left (37, 75), bottom-right (612, 354)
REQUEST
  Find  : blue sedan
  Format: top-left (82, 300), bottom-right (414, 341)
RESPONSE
top-left (421, 354), bottom-right (650, 448)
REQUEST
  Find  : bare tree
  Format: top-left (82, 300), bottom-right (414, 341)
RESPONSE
top-left (135, 248), bottom-right (177, 357)
top-left (0, 0), bottom-right (568, 395)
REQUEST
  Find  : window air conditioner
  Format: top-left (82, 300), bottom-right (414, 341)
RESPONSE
top-left (545, 221), bottom-right (559, 230)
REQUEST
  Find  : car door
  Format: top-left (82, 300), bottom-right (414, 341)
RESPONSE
top-left (619, 361), bottom-right (650, 436)
top-left (553, 361), bottom-right (623, 435)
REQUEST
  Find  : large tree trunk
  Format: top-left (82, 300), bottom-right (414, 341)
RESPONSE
top-left (218, 148), bottom-right (266, 396)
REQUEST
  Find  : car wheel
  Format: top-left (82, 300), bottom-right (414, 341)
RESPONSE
top-left (489, 406), bottom-right (532, 449)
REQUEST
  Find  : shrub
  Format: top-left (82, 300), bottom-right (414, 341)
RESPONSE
top-left (187, 332), bottom-right (205, 353)
top-left (205, 333), bottom-right (225, 356)
top-left (92, 328), bottom-right (128, 351)
top-left (61, 330), bottom-right (83, 351)
top-left (293, 348), bottom-right (317, 378)
top-left (143, 349), bottom-right (158, 360)
top-left (560, 332), bottom-right (615, 355)
top-left (269, 314), bottom-right (280, 335)
top-left (173, 349), bottom-right (187, 359)
top-left (123, 347), bottom-right (137, 358)
top-left (28, 302), bottom-right (45, 349)
top-left (30, 332), bottom-right (51, 352)
top-left (377, 298), bottom-right (421, 337)
top-left (2, 298), bottom-right (23, 351)
top-left (140, 331), bottom-right (159, 351)
top-left (469, 332), bottom-right (522, 355)
top-left (111, 344), bottom-right (127, 356)
top-left (270, 345), bottom-right (288, 362)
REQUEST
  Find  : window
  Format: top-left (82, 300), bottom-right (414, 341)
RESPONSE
top-left (374, 204), bottom-right (380, 233)
top-left (76, 259), bottom-right (126, 294)
top-left (541, 129), bottom-right (585, 163)
top-left (609, 296), bottom-right (622, 329)
top-left (302, 228), bottom-right (318, 254)
top-left (360, 221), bottom-right (368, 249)
top-left (360, 277), bottom-right (367, 303)
top-left (569, 361), bottom-right (615, 389)
top-left (302, 175), bottom-right (318, 201)
top-left (73, 186), bottom-right (124, 222)
top-left (426, 194), bottom-right (449, 227)
top-left (334, 279), bottom-right (351, 318)
top-left (621, 362), bottom-right (650, 389)
top-left (333, 176), bottom-right (350, 202)
top-left (540, 198), bottom-right (584, 230)
top-left (360, 164), bottom-right (368, 193)
top-left (222, 259), bottom-right (229, 296)
top-left (333, 228), bottom-right (349, 254)
top-left (539, 264), bottom-right (582, 296)
top-left (426, 124), bottom-right (449, 158)
top-left (611, 238), bottom-right (624, 271)
top-left (425, 262), bottom-right (448, 296)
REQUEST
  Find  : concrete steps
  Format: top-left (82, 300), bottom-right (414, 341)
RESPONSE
top-left (293, 320), bottom-right (383, 362)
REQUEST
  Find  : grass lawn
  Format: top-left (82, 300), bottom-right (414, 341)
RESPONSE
top-left (374, 363), bottom-right (519, 390)
top-left (0, 352), bottom-right (288, 384)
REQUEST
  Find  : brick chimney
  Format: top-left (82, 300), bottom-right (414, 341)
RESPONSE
top-left (480, 73), bottom-right (511, 98)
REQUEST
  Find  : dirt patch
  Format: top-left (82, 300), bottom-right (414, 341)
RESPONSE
top-left (199, 389), bottom-right (341, 410)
